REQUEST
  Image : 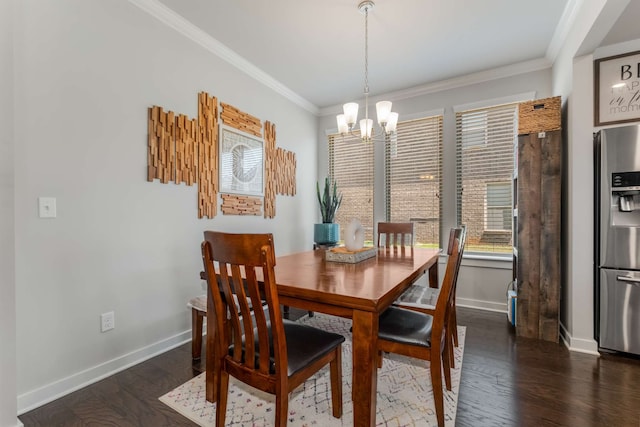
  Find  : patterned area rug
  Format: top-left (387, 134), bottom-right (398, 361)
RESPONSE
top-left (159, 313), bottom-right (465, 426)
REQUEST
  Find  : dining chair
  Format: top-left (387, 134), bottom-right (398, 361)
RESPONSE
top-left (377, 222), bottom-right (414, 248)
top-left (201, 231), bottom-right (345, 427)
top-left (187, 292), bottom-right (270, 361)
top-left (394, 226), bottom-right (467, 368)
top-left (377, 236), bottom-right (462, 427)
top-left (187, 295), bottom-right (207, 361)
top-left (189, 270), bottom-right (270, 361)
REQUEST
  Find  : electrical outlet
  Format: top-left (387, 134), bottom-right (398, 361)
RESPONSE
top-left (101, 311), bottom-right (115, 332)
top-left (38, 197), bottom-right (57, 218)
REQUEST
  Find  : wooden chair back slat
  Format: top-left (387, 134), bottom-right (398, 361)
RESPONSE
top-left (377, 222), bottom-right (414, 248)
top-left (432, 238), bottom-right (460, 340)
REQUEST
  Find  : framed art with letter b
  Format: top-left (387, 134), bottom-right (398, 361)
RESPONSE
top-left (595, 51), bottom-right (640, 126)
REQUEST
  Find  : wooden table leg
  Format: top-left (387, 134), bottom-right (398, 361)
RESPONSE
top-left (351, 310), bottom-right (378, 427)
top-left (205, 290), bottom-right (218, 403)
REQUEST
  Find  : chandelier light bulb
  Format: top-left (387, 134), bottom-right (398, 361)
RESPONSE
top-left (376, 101), bottom-right (392, 126)
top-left (386, 112), bottom-right (399, 134)
top-left (343, 103), bottom-right (359, 127)
top-left (360, 118), bottom-right (373, 140)
top-left (336, 114), bottom-right (349, 134)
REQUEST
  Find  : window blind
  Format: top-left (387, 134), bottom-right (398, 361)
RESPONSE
top-left (328, 132), bottom-right (374, 243)
top-left (385, 115), bottom-right (443, 248)
top-left (455, 103), bottom-right (517, 255)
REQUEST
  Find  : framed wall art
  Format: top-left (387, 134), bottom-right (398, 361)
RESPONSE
top-left (595, 51), bottom-right (640, 126)
top-left (219, 126), bottom-right (264, 196)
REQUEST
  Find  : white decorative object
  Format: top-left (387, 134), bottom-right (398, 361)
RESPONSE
top-left (344, 218), bottom-right (365, 251)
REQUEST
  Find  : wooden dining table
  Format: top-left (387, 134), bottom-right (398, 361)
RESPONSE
top-left (205, 246), bottom-right (440, 427)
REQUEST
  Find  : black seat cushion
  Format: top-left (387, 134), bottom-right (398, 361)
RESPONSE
top-left (378, 306), bottom-right (434, 348)
top-left (282, 320), bottom-right (345, 376)
top-left (229, 319), bottom-right (345, 376)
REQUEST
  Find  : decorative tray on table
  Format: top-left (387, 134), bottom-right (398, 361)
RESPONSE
top-left (325, 246), bottom-right (377, 264)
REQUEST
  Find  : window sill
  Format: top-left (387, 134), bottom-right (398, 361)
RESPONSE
top-left (439, 252), bottom-right (512, 270)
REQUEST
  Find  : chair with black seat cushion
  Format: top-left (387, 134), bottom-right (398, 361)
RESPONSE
top-left (377, 222), bottom-right (414, 248)
top-left (377, 236), bottom-right (461, 427)
top-left (394, 226), bottom-right (467, 360)
top-left (201, 231), bottom-right (345, 427)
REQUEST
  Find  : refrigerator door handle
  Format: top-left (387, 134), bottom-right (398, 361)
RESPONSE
top-left (616, 275), bottom-right (640, 284)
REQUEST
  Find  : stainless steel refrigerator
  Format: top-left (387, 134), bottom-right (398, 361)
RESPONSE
top-left (595, 125), bottom-right (640, 355)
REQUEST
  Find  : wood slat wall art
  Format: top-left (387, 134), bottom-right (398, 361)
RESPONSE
top-left (263, 121), bottom-right (277, 218)
top-left (147, 106), bottom-right (175, 183)
top-left (198, 92), bottom-right (219, 219)
top-left (175, 114), bottom-right (198, 186)
top-left (275, 147), bottom-right (296, 196)
top-left (264, 120), bottom-right (276, 151)
top-left (146, 93), bottom-right (296, 219)
top-left (220, 102), bottom-right (263, 137)
top-left (221, 194), bottom-right (263, 216)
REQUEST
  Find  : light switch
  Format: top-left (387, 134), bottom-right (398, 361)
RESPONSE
top-left (38, 197), bottom-right (57, 218)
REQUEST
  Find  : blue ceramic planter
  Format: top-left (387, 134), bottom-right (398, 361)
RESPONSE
top-left (314, 223), bottom-right (340, 245)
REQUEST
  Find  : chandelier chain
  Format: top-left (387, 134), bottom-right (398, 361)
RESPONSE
top-left (364, 5), bottom-right (369, 124)
top-left (364, 5), bottom-right (369, 95)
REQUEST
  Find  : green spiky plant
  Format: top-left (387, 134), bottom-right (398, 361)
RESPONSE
top-left (316, 177), bottom-right (343, 223)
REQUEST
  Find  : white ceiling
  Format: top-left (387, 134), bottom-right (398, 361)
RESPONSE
top-left (600, 0), bottom-right (640, 47)
top-left (151, 0), bottom-right (633, 113)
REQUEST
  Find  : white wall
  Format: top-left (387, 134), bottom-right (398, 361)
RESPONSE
top-left (318, 69), bottom-right (553, 312)
top-left (565, 53), bottom-right (597, 351)
top-left (1, 0), bottom-right (19, 425)
top-left (551, 0), bottom-right (631, 353)
top-left (13, 0), bottom-right (318, 413)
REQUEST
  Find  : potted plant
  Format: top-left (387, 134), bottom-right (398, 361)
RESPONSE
top-left (314, 177), bottom-right (343, 246)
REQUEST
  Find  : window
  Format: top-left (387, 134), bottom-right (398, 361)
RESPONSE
top-left (328, 132), bottom-right (374, 243)
top-left (385, 115), bottom-right (443, 248)
top-left (486, 182), bottom-right (512, 231)
top-left (460, 111), bottom-right (488, 149)
top-left (456, 103), bottom-right (517, 255)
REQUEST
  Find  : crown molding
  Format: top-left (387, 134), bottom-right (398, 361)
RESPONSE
top-left (129, 0), bottom-right (554, 119)
top-left (319, 57), bottom-right (551, 117)
top-left (452, 91), bottom-right (536, 113)
top-left (126, 0), bottom-right (319, 115)
top-left (546, 0), bottom-right (582, 62)
top-left (594, 37), bottom-right (640, 60)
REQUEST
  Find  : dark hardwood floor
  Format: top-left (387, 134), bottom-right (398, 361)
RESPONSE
top-left (19, 307), bottom-right (640, 426)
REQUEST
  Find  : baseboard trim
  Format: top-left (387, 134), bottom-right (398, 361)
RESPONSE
top-left (17, 330), bottom-right (192, 414)
top-left (559, 322), bottom-right (599, 355)
top-left (457, 297), bottom-right (507, 313)
top-left (458, 303), bottom-right (600, 355)
top-left (15, 418), bottom-right (24, 427)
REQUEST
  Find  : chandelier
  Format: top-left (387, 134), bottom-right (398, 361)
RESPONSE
top-left (336, 1), bottom-right (398, 143)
